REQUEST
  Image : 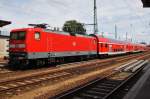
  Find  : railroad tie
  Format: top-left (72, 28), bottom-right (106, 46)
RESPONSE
top-left (31, 79), bottom-right (41, 82)
top-left (24, 80), bottom-right (33, 83)
top-left (80, 93), bottom-right (102, 99)
top-left (0, 86), bottom-right (9, 89)
top-left (0, 64), bottom-right (4, 67)
top-left (8, 84), bottom-right (18, 87)
top-left (0, 70), bottom-right (11, 73)
top-left (16, 82), bottom-right (26, 85)
top-left (39, 78), bottom-right (47, 80)
top-left (91, 87), bottom-right (110, 93)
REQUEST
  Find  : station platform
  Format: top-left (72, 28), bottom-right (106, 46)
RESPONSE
top-left (124, 61), bottom-right (150, 99)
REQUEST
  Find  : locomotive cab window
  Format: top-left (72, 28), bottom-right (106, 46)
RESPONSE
top-left (35, 32), bottom-right (40, 40)
top-left (10, 31), bottom-right (26, 40)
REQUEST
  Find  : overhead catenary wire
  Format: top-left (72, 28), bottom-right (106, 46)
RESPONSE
top-left (122, 0), bottom-right (148, 43)
top-left (123, 0), bottom-right (147, 28)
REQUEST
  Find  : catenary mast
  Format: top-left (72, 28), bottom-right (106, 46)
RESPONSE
top-left (94, 0), bottom-right (98, 34)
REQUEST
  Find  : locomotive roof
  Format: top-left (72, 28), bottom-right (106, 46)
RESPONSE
top-left (11, 28), bottom-right (93, 38)
top-left (44, 29), bottom-right (93, 38)
top-left (11, 28), bottom-right (42, 32)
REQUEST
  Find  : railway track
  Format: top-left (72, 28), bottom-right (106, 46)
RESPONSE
top-left (0, 61), bottom-right (7, 67)
top-left (54, 60), bottom-right (149, 99)
top-left (0, 52), bottom-right (149, 81)
top-left (0, 53), bottom-right (144, 81)
top-left (0, 52), bottom-right (149, 98)
top-left (0, 61), bottom-right (12, 74)
top-left (0, 52), bottom-right (147, 79)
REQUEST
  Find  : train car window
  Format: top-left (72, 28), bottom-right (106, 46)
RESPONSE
top-left (105, 44), bottom-right (108, 48)
top-left (101, 43), bottom-right (103, 47)
top-left (35, 32), bottom-right (40, 40)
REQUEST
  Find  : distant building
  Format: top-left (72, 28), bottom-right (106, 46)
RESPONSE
top-left (0, 35), bottom-right (9, 59)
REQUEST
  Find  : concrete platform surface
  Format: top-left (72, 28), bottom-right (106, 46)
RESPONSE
top-left (124, 61), bottom-right (150, 99)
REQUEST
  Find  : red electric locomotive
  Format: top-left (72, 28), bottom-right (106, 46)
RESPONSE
top-left (9, 26), bottom-right (97, 68)
top-left (9, 24), bottom-right (147, 68)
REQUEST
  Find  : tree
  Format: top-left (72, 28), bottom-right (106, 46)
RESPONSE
top-left (63, 20), bottom-right (86, 35)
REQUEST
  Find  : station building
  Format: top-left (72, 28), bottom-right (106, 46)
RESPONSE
top-left (0, 35), bottom-right (9, 59)
top-left (0, 20), bottom-right (11, 59)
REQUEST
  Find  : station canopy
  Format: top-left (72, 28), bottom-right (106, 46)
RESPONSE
top-left (0, 20), bottom-right (11, 27)
top-left (141, 0), bottom-right (150, 7)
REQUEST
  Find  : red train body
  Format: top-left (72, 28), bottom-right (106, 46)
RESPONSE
top-left (9, 27), bottom-right (147, 68)
top-left (10, 28), bottom-right (97, 58)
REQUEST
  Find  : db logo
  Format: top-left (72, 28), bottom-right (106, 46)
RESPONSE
top-left (73, 42), bottom-right (76, 46)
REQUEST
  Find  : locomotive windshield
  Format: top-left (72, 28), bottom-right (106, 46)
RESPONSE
top-left (10, 31), bottom-right (26, 40)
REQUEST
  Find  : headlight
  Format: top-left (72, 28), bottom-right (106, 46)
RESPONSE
top-left (18, 44), bottom-right (26, 48)
top-left (10, 44), bottom-right (15, 48)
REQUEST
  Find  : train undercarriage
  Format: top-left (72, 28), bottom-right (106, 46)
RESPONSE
top-left (9, 52), bottom-right (97, 69)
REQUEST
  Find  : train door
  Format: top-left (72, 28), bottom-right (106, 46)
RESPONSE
top-left (99, 43), bottom-right (102, 54)
top-left (109, 44), bottom-right (112, 52)
top-left (100, 43), bottom-right (105, 54)
top-left (124, 45), bottom-right (126, 52)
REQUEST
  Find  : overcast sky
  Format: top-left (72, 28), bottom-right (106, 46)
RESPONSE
top-left (0, 0), bottom-right (150, 43)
